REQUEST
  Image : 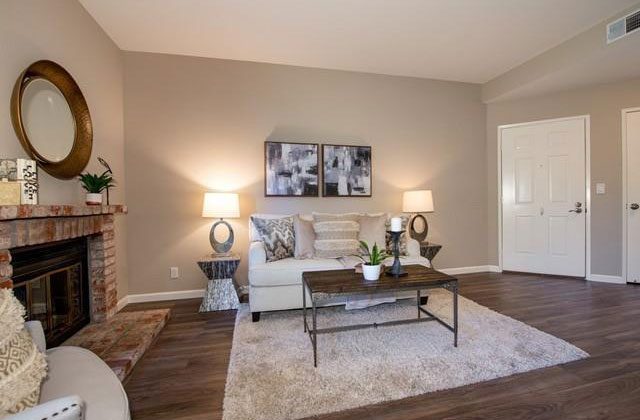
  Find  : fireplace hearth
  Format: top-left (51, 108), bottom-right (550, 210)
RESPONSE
top-left (12, 238), bottom-right (90, 347)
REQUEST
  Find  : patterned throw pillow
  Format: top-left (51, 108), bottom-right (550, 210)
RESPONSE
top-left (0, 289), bottom-right (48, 416)
top-left (251, 216), bottom-right (295, 262)
top-left (385, 215), bottom-right (409, 256)
top-left (312, 213), bottom-right (361, 259)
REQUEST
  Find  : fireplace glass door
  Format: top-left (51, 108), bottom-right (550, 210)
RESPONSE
top-left (11, 239), bottom-right (89, 347)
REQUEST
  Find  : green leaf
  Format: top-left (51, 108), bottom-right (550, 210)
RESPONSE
top-left (78, 172), bottom-right (116, 193)
top-left (359, 240), bottom-right (370, 256)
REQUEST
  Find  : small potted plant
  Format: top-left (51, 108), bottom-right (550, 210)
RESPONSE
top-left (78, 171), bottom-right (115, 205)
top-left (357, 241), bottom-right (388, 281)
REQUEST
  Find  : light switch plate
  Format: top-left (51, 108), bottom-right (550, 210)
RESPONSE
top-left (596, 183), bottom-right (606, 194)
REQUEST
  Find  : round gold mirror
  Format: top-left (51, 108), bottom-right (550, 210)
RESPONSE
top-left (10, 60), bottom-right (92, 179)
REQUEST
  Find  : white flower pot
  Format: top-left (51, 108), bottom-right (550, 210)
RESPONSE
top-left (362, 264), bottom-right (382, 281)
top-left (85, 193), bottom-right (103, 205)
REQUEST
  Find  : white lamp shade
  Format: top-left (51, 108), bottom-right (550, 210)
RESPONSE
top-left (202, 192), bottom-right (240, 218)
top-left (402, 190), bottom-right (434, 213)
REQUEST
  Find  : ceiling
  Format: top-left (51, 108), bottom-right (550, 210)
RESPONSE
top-left (80, 0), bottom-right (638, 84)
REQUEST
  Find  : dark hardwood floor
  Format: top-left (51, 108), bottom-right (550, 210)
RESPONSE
top-left (124, 272), bottom-right (640, 420)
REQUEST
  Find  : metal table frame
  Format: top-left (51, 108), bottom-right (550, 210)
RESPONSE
top-left (302, 279), bottom-right (458, 367)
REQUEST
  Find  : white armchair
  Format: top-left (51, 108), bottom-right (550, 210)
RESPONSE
top-left (7, 396), bottom-right (84, 420)
top-left (7, 321), bottom-right (131, 420)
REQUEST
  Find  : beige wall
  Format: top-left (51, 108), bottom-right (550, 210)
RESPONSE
top-left (487, 77), bottom-right (640, 276)
top-left (123, 52), bottom-right (487, 294)
top-left (0, 0), bottom-right (129, 297)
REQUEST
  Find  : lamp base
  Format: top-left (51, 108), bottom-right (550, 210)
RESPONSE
top-left (210, 219), bottom-right (234, 254)
top-left (409, 213), bottom-right (429, 243)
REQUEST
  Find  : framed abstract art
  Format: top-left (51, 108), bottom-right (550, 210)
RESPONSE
top-left (322, 144), bottom-right (372, 197)
top-left (264, 141), bottom-right (319, 197)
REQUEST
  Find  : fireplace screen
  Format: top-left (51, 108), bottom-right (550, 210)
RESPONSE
top-left (11, 239), bottom-right (89, 347)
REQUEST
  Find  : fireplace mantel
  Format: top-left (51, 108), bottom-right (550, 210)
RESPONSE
top-left (0, 204), bottom-right (127, 321)
top-left (0, 204), bottom-right (126, 220)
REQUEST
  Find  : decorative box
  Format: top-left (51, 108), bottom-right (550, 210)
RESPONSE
top-left (0, 158), bottom-right (38, 204)
top-left (0, 181), bottom-right (21, 205)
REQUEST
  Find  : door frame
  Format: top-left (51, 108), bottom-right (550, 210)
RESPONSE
top-left (622, 107), bottom-right (640, 283)
top-left (497, 115), bottom-right (591, 279)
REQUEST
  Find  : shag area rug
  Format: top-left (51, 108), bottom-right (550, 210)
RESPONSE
top-left (223, 289), bottom-right (588, 420)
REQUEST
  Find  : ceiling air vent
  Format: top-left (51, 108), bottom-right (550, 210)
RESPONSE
top-left (607, 9), bottom-right (640, 43)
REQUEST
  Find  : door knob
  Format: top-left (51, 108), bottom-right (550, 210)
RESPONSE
top-left (631, 203), bottom-right (640, 210)
top-left (569, 202), bottom-right (584, 213)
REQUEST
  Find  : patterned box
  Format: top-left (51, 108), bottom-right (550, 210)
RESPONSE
top-left (0, 159), bottom-right (38, 204)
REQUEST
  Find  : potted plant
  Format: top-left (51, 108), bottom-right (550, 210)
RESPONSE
top-left (78, 172), bottom-right (115, 205)
top-left (357, 241), bottom-right (388, 281)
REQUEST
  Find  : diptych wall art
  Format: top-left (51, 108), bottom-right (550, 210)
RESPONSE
top-left (264, 141), bottom-right (372, 197)
top-left (264, 141), bottom-right (319, 197)
top-left (322, 144), bottom-right (372, 197)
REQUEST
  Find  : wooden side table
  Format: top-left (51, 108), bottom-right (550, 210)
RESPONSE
top-left (197, 253), bottom-right (240, 312)
top-left (419, 242), bottom-right (442, 268)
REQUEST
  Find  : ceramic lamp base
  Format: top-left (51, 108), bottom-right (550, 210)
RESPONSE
top-left (210, 219), bottom-right (234, 254)
top-left (409, 213), bottom-right (429, 243)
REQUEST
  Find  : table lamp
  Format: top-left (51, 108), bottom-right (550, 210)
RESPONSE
top-left (202, 192), bottom-right (240, 255)
top-left (402, 190), bottom-right (434, 243)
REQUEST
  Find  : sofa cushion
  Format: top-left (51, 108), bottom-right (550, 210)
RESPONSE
top-left (0, 289), bottom-right (47, 416)
top-left (341, 254), bottom-right (430, 269)
top-left (293, 215), bottom-right (315, 259)
top-left (383, 254), bottom-right (430, 266)
top-left (312, 213), bottom-right (360, 259)
top-left (358, 214), bottom-right (387, 253)
top-left (251, 216), bottom-right (295, 262)
top-left (249, 257), bottom-right (344, 287)
top-left (40, 346), bottom-right (130, 420)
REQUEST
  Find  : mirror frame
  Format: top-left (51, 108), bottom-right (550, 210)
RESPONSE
top-left (10, 60), bottom-right (92, 180)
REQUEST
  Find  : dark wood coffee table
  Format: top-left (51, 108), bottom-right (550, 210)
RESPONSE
top-left (302, 264), bottom-right (458, 367)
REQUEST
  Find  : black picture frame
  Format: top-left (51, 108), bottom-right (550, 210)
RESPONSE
top-left (321, 144), bottom-right (372, 197)
top-left (264, 141), bottom-right (319, 197)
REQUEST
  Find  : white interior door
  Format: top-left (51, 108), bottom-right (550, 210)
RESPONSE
top-left (625, 110), bottom-right (640, 283)
top-left (501, 118), bottom-right (587, 277)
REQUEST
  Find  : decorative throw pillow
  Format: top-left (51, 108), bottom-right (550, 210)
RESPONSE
top-left (293, 215), bottom-right (315, 259)
top-left (385, 215), bottom-right (409, 256)
top-left (0, 289), bottom-right (47, 416)
top-left (358, 214), bottom-right (387, 254)
top-left (251, 216), bottom-right (295, 262)
top-left (312, 213), bottom-right (361, 259)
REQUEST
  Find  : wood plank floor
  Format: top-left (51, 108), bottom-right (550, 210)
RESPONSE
top-left (124, 272), bottom-right (640, 420)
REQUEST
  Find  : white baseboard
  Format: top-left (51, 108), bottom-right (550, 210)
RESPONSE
top-left (115, 266), bottom-right (502, 311)
top-left (587, 274), bottom-right (625, 284)
top-left (117, 289), bottom-right (205, 310)
top-left (116, 296), bottom-right (129, 312)
top-left (440, 265), bottom-right (501, 275)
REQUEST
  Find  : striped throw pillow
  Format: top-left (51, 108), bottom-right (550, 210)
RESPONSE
top-left (312, 213), bottom-right (360, 259)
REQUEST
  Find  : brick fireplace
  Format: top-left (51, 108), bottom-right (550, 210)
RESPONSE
top-left (0, 205), bottom-right (127, 322)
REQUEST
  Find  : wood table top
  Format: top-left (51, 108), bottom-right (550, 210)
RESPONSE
top-left (302, 264), bottom-right (457, 295)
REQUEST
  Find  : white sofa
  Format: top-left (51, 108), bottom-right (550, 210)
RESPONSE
top-left (248, 213), bottom-right (431, 321)
top-left (7, 321), bottom-right (130, 420)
